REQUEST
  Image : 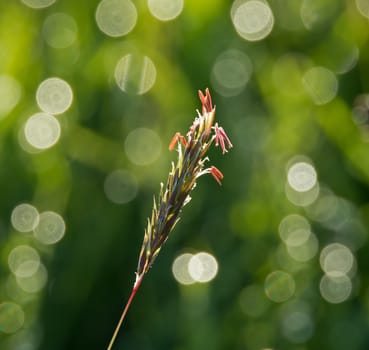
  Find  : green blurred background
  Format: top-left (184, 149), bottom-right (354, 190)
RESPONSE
top-left (1, 0), bottom-right (369, 349)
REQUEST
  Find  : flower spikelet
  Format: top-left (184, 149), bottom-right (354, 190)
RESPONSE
top-left (136, 88), bottom-right (232, 282)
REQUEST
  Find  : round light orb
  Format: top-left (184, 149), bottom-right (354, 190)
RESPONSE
top-left (24, 113), bottom-right (61, 150)
top-left (124, 128), bottom-right (162, 166)
top-left (96, 0), bottom-right (137, 37)
top-left (286, 233), bottom-right (319, 262)
top-left (43, 13), bottom-right (78, 49)
top-left (211, 49), bottom-right (253, 97)
top-left (281, 302), bottom-right (314, 343)
top-left (239, 284), bottom-right (270, 317)
top-left (304, 189), bottom-right (338, 224)
top-left (104, 170), bottom-right (138, 204)
top-left (285, 182), bottom-right (320, 207)
top-left (36, 77), bottom-right (73, 115)
top-left (33, 211), bottom-right (66, 245)
top-left (188, 252), bottom-right (218, 283)
top-left (287, 162), bottom-right (317, 192)
top-left (300, 0), bottom-right (339, 31)
top-left (320, 273), bottom-right (352, 304)
top-left (0, 302), bottom-right (24, 334)
top-left (231, 0), bottom-right (274, 41)
top-left (285, 228), bottom-right (311, 247)
top-left (114, 54), bottom-right (157, 95)
top-left (320, 243), bottom-right (354, 276)
top-left (8, 245), bottom-right (40, 278)
top-left (356, 0), bottom-right (369, 19)
top-left (302, 67), bottom-right (338, 105)
top-left (264, 270), bottom-right (295, 302)
top-left (16, 263), bottom-right (48, 293)
top-left (278, 214), bottom-right (310, 245)
top-left (172, 253), bottom-right (195, 285)
top-left (148, 0), bottom-right (184, 21)
top-left (21, 0), bottom-right (56, 9)
top-left (11, 203), bottom-right (39, 233)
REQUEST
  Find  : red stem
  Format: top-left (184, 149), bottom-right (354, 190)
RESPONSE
top-left (106, 275), bottom-right (143, 350)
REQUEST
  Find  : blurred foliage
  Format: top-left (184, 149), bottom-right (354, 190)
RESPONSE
top-left (1, 0), bottom-right (369, 349)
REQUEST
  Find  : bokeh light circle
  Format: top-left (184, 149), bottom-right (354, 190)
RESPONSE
top-left (278, 214), bottom-right (310, 245)
top-left (353, 94), bottom-right (369, 126)
top-left (320, 274), bottom-right (352, 304)
top-left (337, 219), bottom-right (368, 252)
top-left (287, 162), bottom-right (317, 192)
top-left (0, 75), bottom-right (22, 118)
top-left (302, 67), bottom-right (338, 105)
top-left (36, 77), bottom-right (73, 115)
top-left (11, 203), bottom-right (39, 233)
top-left (284, 228), bottom-right (310, 247)
top-left (286, 233), bottom-right (319, 262)
top-left (211, 49), bottom-right (253, 97)
top-left (0, 302), bottom-right (24, 334)
top-left (125, 128), bottom-right (162, 166)
top-left (104, 170), bottom-right (138, 204)
top-left (172, 253), bottom-right (195, 285)
top-left (148, 0), bottom-right (184, 21)
top-left (24, 113), bottom-right (61, 150)
top-left (8, 245), bottom-right (40, 278)
top-left (304, 188), bottom-right (339, 224)
top-left (16, 263), bottom-right (48, 293)
top-left (285, 182), bottom-right (320, 207)
top-left (356, 0), bottom-right (369, 19)
top-left (239, 284), bottom-right (270, 317)
top-left (33, 211), bottom-right (66, 245)
top-left (188, 252), bottom-right (218, 283)
top-left (231, 0), bottom-right (274, 41)
top-left (43, 13), bottom-right (78, 49)
top-left (114, 54), bottom-right (157, 95)
top-left (21, 0), bottom-right (56, 9)
top-left (280, 302), bottom-right (314, 343)
top-left (300, 0), bottom-right (339, 31)
top-left (96, 0), bottom-right (137, 37)
top-left (264, 270), bottom-right (295, 302)
top-left (320, 243), bottom-right (354, 276)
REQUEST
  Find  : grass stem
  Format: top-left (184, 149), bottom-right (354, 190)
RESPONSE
top-left (106, 275), bottom-right (143, 350)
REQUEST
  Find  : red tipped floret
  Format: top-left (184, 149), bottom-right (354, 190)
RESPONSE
top-left (169, 132), bottom-right (187, 150)
top-left (210, 166), bottom-right (224, 186)
top-left (198, 88), bottom-right (213, 114)
top-left (214, 123), bottom-right (233, 154)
